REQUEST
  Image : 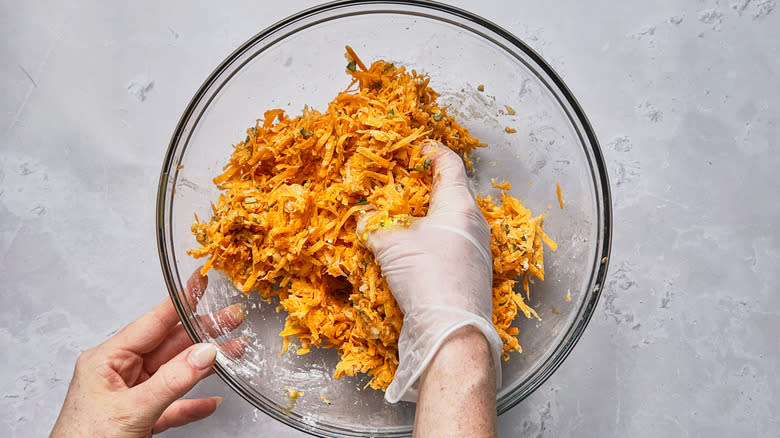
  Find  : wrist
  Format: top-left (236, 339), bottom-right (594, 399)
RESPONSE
top-left (386, 308), bottom-right (503, 403)
top-left (414, 325), bottom-right (498, 437)
top-left (420, 325), bottom-right (494, 386)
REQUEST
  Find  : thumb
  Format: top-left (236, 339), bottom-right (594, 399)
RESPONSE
top-left (129, 343), bottom-right (217, 420)
top-left (423, 142), bottom-right (477, 215)
top-left (356, 209), bottom-right (400, 257)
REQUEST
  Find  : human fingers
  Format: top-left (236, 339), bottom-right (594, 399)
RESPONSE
top-left (423, 142), bottom-right (477, 215)
top-left (104, 270), bottom-right (207, 354)
top-left (129, 343), bottom-right (217, 420)
top-left (184, 268), bottom-right (209, 308)
top-left (143, 304), bottom-right (246, 373)
top-left (195, 303), bottom-right (246, 338)
top-left (103, 297), bottom-right (180, 354)
top-left (137, 336), bottom-right (246, 386)
top-left (218, 336), bottom-right (249, 359)
top-left (151, 397), bottom-right (222, 434)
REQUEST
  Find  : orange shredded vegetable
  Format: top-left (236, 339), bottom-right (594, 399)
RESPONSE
top-left (556, 182), bottom-right (565, 209)
top-left (187, 47), bottom-right (555, 391)
top-left (492, 179), bottom-right (512, 191)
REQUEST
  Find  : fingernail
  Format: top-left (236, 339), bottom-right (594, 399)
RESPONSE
top-left (191, 267), bottom-right (208, 299)
top-left (210, 396), bottom-right (224, 407)
top-left (188, 343), bottom-right (217, 369)
top-left (237, 335), bottom-right (251, 348)
top-left (227, 303), bottom-right (247, 322)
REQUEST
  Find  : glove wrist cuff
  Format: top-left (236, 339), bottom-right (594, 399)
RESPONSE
top-left (384, 307), bottom-right (502, 403)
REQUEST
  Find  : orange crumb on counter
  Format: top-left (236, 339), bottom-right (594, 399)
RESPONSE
top-left (556, 183), bottom-right (565, 209)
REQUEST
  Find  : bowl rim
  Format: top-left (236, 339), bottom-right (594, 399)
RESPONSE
top-left (156, 1), bottom-right (612, 436)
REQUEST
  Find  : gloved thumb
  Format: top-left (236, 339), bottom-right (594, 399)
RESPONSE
top-left (423, 142), bottom-right (478, 215)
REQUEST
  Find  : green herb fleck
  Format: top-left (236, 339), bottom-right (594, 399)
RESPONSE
top-left (357, 198), bottom-right (369, 205)
top-left (244, 197), bottom-right (258, 204)
top-left (503, 223), bottom-right (510, 234)
top-left (251, 126), bottom-right (257, 136)
top-left (245, 135), bottom-right (250, 143)
top-left (521, 234), bottom-right (527, 241)
top-left (433, 113), bottom-right (443, 121)
top-left (347, 60), bottom-right (357, 72)
top-left (256, 184), bottom-right (262, 190)
top-left (387, 108), bottom-right (395, 116)
top-left (253, 217), bottom-right (261, 224)
top-left (383, 63), bottom-right (395, 72)
top-left (422, 158), bottom-right (432, 169)
top-left (454, 133), bottom-right (460, 140)
top-left (300, 128), bottom-right (314, 137)
top-left (372, 82), bottom-right (382, 90)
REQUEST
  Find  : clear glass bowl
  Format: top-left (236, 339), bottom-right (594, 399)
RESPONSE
top-left (156, 1), bottom-right (612, 436)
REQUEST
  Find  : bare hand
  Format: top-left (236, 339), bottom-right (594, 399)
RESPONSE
top-left (50, 271), bottom-right (246, 437)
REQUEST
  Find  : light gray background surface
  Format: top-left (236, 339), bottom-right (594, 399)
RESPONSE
top-left (1, 0), bottom-right (778, 436)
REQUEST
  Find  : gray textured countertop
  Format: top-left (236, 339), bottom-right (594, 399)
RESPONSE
top-left (1, 1), bottom-right (778, 436)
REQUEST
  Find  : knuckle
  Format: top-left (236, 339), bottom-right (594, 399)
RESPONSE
top-left (75, 347), bottom-right (96, 367)
top-left (154, 363), bottom-right (194, 401)
top-left (159, 367), bottom-right (184, 396)
top-left (148, 311), bottom-right (169, 334)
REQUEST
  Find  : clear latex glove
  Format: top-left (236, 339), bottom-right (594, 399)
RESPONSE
top-left (363, 142), bottom-right (502, 404)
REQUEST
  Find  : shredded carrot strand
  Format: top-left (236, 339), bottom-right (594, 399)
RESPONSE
top-left (556, 182), bottom-right (565, 209)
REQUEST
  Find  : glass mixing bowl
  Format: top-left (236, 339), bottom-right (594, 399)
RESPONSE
top-left (156, 1), bottom-right (612, 436)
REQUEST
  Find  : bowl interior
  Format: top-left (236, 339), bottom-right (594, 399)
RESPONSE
top-left (159, 3), bottom-right (609, 437)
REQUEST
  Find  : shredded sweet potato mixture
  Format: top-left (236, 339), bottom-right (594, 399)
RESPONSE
top-left (187, 47), bottom-right (556, 391)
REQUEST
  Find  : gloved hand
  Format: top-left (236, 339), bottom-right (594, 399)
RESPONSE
top-left (363, 142), bottom-right (502, 403)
